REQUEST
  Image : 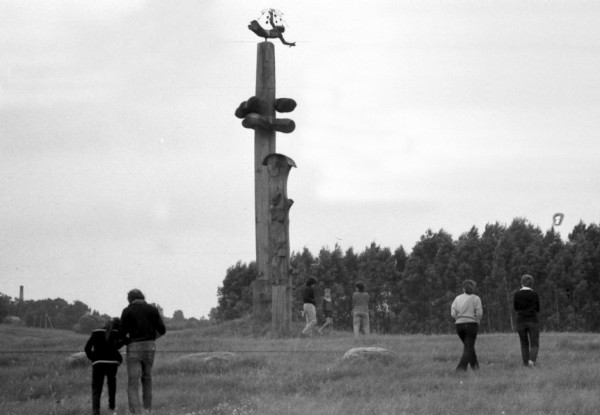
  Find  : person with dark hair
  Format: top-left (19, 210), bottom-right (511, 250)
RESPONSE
top-left (514, 274), bottom-right (540, 368)
top-left (301, 277), bottom-right (318, 337)
top-left (352, 281), bottom-right (370, 337)
top-left (451, 280), bottom-right (482, 371)
top-left (84, 317), bottom-right (124, 415)
top-left (120, 289), bottom-right (166, 414)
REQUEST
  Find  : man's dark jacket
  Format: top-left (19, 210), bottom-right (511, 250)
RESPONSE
top-left (121, 300), bottom-right (166, 344)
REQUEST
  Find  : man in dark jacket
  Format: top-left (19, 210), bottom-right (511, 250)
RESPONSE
top-left (514, 274), bottom-right (540, 367)
top-left (121, 289), bottom-right (166, 414)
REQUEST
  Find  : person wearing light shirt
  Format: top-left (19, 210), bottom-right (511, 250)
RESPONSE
top-left (451, 280), bottom-right (483, 371)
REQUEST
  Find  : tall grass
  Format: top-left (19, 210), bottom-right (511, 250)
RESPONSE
top-left (1, 324), bottom-right (600, 414)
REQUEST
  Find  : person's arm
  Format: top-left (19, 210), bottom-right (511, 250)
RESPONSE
top-left (475, 297), bottom-right (483, 324)
top-left (450, 298), bottom-right (458, 321)
top-left (155, 309), bottom-right (166, 337)
top-left (120, 309), bottom-right (131, 345)
top-left (110, 329), bottom-right (125, 350)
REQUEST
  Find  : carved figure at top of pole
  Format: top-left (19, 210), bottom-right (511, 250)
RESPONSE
top-left (248, 9), bottom-right (296, 47)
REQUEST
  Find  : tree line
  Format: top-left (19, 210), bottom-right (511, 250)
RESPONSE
top-left (211, 218), bottom-right (600, 334)
top-left (0, 296), bottom-right (108, 333)
top-left (0, 295), bottom-right (208, 333)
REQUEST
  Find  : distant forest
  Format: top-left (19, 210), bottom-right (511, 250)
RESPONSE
top-left (212, 218), bottom-right (600, 334)
top-left (0, 296), bottom-right (206, 333)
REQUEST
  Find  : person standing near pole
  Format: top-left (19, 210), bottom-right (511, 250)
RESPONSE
top-left (514, 274), bottom-right (540, 368)
top-left (317, 288), bottom-right (334, 334)
top-left (301, 277), bottom-right (318, 337)
top-left (352, 281), bottom-right (370, 337)
top-left (451, 280), bottom-right (482, 371)
top-left (120, 289), bottom-right (166, 414)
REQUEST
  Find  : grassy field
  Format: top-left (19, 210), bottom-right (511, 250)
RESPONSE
top-left (1, 322), bottom-right (600, 415)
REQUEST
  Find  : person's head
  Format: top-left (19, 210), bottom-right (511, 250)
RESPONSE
top-left (306, 277), bottom-right (317, 287)
top-left (462, 280), bottom-right (476, 295)
top-left (521, 274), bottom-right (534, 288)
top-left (127, 288), bottom-right (145, 304)
top-left (104, 317), bottom-right (121, 340)
top-left (324, 288), bottom-right (331, 297)
top-left (355, 281), bottom-right (365, 292)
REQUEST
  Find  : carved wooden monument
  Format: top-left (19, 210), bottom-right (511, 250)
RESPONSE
top-left (235, 9), bottom-right (296, 335)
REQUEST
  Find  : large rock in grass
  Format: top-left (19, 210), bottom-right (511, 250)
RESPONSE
top-left (67, 351), bottom-right (89, 367)
top-left (177, 352), bottom-right (239, 366)
top-left (342, 347), bottom-right (397, 362)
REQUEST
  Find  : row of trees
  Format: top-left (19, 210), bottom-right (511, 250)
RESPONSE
top-left (212, 218), bottom-right (600, 334)
top-left (0, 296), bottom-right (108, 332)
top-left (0, 295), bottom-right (208, 333)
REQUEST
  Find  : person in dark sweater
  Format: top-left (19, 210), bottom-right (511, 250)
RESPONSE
top-left (84, 317), bottom-right (124, 415)
top-left (514, 274), bottom-right (540, 367)
top-left (120, 289), bottom-right (166, 414)
top-left (301, 277), bottom-right (318, 337)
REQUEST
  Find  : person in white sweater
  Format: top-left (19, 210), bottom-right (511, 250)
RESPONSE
top-left (451, 280), bottom-right (483, 371)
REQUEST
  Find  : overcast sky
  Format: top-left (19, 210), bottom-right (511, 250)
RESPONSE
top-left (1, 1), bottom-right (599, 319)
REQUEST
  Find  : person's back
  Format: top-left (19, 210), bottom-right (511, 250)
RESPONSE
top-left (121, 300), bottom-right (166, 343)
top-left (451, 293), bottom-right (482, 324)
top-left (514, 289), bottom-right (540, 323)
top-left (352, 291), bottom-right (369, 313)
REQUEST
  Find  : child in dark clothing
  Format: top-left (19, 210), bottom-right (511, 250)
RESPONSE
top-left (84, 317), bottom-right (125, 415)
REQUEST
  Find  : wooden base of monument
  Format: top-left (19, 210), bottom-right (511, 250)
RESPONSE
top-left (271, 284), bottom-right (291, 336)
top-left (252, 280), bottom-right (271, 323)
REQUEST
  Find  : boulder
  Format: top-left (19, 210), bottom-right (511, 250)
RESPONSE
top-left (66, 352), bottom-right (89, 368)
top-left (2, 316), bottom-right (23, 325)
top-left (342, 347), bottom-right (397, 362)
top-left (177, 352), bottom-right (239, 365)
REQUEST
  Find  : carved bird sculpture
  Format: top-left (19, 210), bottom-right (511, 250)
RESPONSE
top-left (248, 9), bottom-right (296, 47)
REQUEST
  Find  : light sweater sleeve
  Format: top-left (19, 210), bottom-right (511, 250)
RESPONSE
top-left (475, 296), bottom-right (483, 323)
top-left (450, 298), bottom-right (458, 320)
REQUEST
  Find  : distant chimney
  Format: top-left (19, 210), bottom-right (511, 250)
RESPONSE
top-left (19, 285), bottom-right (23, 302)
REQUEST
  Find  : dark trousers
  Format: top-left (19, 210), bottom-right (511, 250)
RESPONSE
top-left (456, 322), bottom-right (479, 371)
top-left (91, 363), bottom-right (119, 415)
top-left (517, 321), bottom-right (539, 365)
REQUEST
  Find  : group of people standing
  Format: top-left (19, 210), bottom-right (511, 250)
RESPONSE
top-left (451, 274), bottom-right (540, 371)
top-left (301, 278), bottom-right (371, 338)
top-left (84, 289), bottom-right (166, 415)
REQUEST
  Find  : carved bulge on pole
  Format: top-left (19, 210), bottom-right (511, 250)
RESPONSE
top-left (263, 154), bottom-right (296, 286)
top-left (234, 9), bottom-right (297, 333)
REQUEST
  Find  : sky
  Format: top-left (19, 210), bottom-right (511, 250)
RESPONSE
top-left (1, 1), bottom-right (599, 320)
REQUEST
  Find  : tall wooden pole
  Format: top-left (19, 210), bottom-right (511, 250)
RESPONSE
top-left (235, 33), bottom-right (296, 333)
top-left (252, 42), bottom-right (276, 322)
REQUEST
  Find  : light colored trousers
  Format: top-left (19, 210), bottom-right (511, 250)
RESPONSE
top-left (353, 311), bottom-right (370, 336)
top-left (302, 303), bottom-right (317, 335)
top-left (126, 340), bottom-right (156, 413)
